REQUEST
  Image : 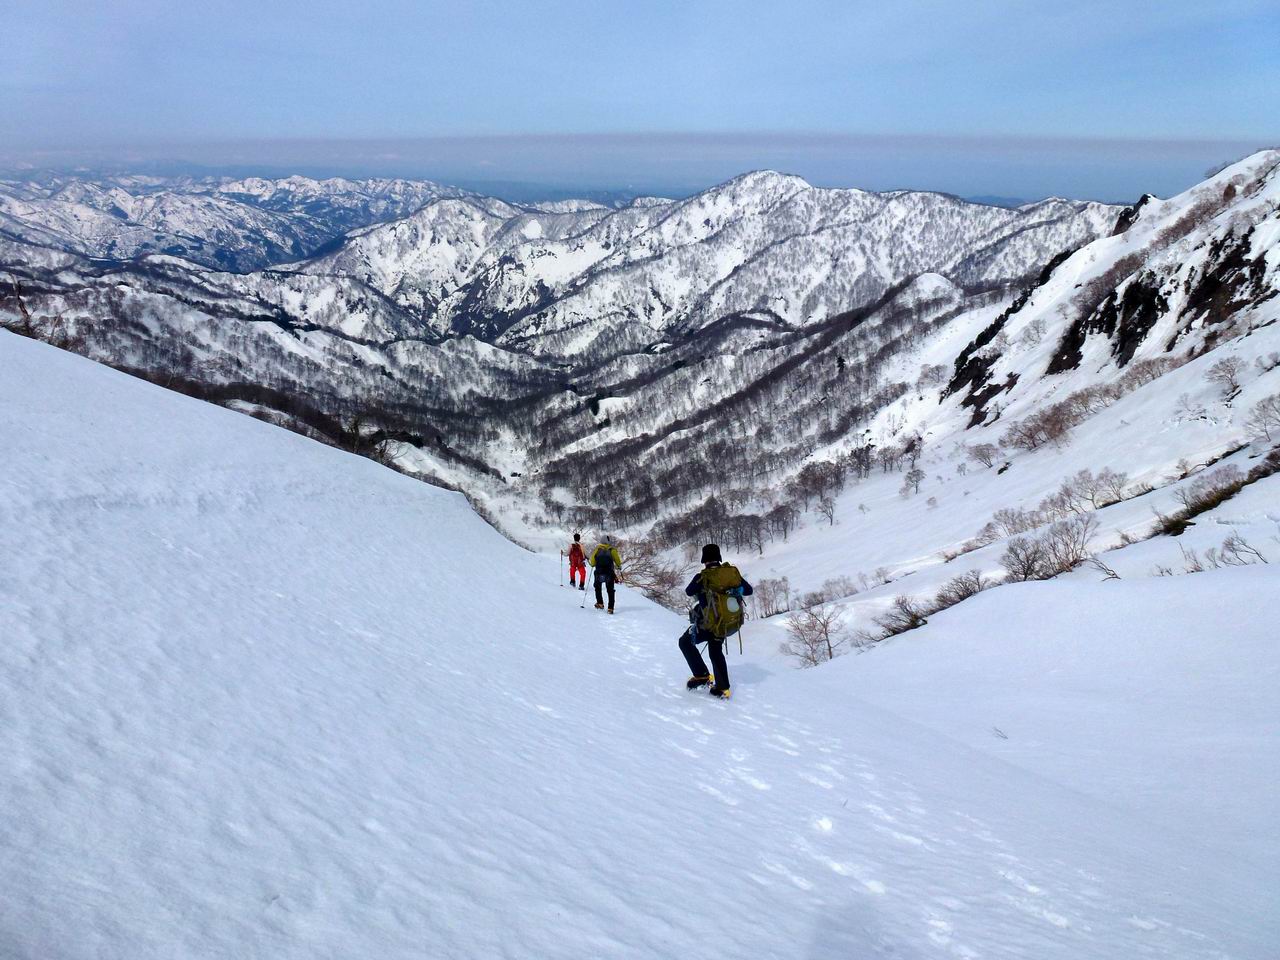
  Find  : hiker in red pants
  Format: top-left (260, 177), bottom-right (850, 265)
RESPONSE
top-left (568, 533), bottom-right (587, 591)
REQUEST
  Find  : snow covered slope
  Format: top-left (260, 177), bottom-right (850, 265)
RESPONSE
top-left (3, 330), bottom-right (1276, 958)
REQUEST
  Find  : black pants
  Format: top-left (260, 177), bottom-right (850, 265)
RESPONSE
top-left (595, 572), bottom-right (616, 610)
top-left (679, 627), bottom-right (728, 687)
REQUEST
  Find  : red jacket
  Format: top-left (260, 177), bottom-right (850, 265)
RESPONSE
top-left (568, 543), bottom-right (586, 565)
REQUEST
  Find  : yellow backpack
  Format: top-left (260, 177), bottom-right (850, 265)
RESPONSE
top-left (699, 564), bottom-right (745, 640)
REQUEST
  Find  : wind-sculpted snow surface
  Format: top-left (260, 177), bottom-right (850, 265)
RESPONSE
top-left (2, 331), bottom-right (1277, 959)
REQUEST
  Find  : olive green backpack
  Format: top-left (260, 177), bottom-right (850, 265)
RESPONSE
top-left (699, 564), bottom-right (745, 646)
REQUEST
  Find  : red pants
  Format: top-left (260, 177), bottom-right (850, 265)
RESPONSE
top-left (570, 561), bottom-right (587, 587)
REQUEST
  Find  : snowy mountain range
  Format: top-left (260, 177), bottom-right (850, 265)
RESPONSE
top-left (0, 173), bottom-right (470, 271)
top-left (3, 151), bottom-right (1279, 577)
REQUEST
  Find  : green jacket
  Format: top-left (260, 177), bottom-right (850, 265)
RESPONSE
top-left (589, 544), bottom-right (622, 576)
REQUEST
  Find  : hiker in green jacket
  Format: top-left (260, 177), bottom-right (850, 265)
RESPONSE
top-left (589, 536), bottom-right (623, 613)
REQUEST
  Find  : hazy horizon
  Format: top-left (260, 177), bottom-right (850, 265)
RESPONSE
top-left (6, 0), bottom-right (1277, 202)
top-left (3, 133), bottom-right (1274, 205)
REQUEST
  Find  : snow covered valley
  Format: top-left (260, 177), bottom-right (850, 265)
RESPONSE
top-left (3, 330), bottom-right (1277, 958)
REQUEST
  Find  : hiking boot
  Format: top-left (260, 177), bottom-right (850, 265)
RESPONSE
top-left (579, 584), bottom-right (586, 591)
top-left (594, 602), bottom-right (604, 610)
top-left (708, 685), bottom-right (731, 699)
top-left (607, 608), bottom-right (615, 615)
top-left (686, 675), bottom-right (712, 690)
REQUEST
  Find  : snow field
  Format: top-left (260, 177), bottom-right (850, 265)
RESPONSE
top-left (2, 331), bottom-right (1277, 959)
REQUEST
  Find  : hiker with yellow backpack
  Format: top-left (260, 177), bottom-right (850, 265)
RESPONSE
top-left (589, 535), bottom-right (623, 613)
top-left (680, 543), bottom-right (753, 699)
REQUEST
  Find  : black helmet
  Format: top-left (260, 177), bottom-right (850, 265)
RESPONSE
top-left (700, 543), bottom-right (722, 564)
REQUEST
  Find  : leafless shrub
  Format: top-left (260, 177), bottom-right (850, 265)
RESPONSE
top-left (1204, 533), bottom-right (1268, 568)
top-left (614, 538), bottom-right (691, 611)
top-left (1001, 537), bottom-right (1049, 581)
top-left (1118, 356), bottom-right (1179, 390)
top-left (915, 363), bottom-right (949, 390)
top-left (1175, 464), bottom-right (1245, 515)
top-left (1170, 532), bottom-right (1269, 575)
top-left (934, 570), bottom-right (991, 608)
top-left (1073, 252), bottom-right (1146, 320)
top-left (1152, 193), bottom-right (1228, 248)
top-left (821, 575), bottom-right (859, 601)
top-left (781, 603), bottom-right (850, 667)
top-left (992, 506), bottom-right (1041, 537)
top-left (816, 496), bottom-right (836, 525)
top-left (1016, 317), bottom-right (1049, 347)
top-left (1175, 392), bottom-right (1209, 422)
top-left (755, 576), bottom-right (792, 618)
top-left (874, 595), bottom-right (932, 636)
top-left (1041, 514), bottom-right (1099, 575)
top-left (1179, 543), bottom-right (1206, 573)
top-left (1154, 464), bottom-right (1250, 536)
top-left (968, 443), bottom-right (999, 468)
top-left (1054, 467), bottom-right (1128, 511)
top-left (900, 467), bottom-right (926, 496)
top-left (1001, 404), bottom-right (1072, 450)
top-left (972, 522), bottom-right (1001, 547)
top-left (1206, 356), bottom-right (1246, 397)
top-left (1001, 356), bottom-right (1186, 457)
top-left (1247, 447), bottom-right (1280, 482)
top-left (1037, 487), bottom-right (1076, 522)
top-left (1244, 393), bottom-right (1280, 442)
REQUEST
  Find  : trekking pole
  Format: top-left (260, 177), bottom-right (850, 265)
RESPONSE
top-left (560, 550), bottom-right (564, 587)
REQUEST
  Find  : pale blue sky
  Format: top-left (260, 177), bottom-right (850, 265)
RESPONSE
top-left (4, 0), bottom-right (1277, 198)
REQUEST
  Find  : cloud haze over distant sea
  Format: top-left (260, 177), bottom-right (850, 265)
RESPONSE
top-left (2, 133), bottom-right (1271, 204)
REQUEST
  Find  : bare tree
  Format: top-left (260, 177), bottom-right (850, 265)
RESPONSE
top-left (934, 569), bottom-right (990, 608)
top-left (902, 467), bottom-right (926, 495)
top-left (614, 538), bottom-right (692, 610)
top-left (968, 443), bottom-right (999, 468)
top-left (1206, 356), bottom-right (1245, 397)
top-left (781, 603), bottom-right (849, 666)
top-left (755, 576), bottom-right (792, 617)
top-left (874, 595), bottom-right (931, 636)
top-left (1041, 514), bottom-right (1098, 575)
top-left (1213, 533), bottom-right (1268, 566)
top-left (1001, 537), bottom-right (1048, 581)
top-left (1244, 393), bottom-right (1280, 442)
top-left (816, 496), bottom-right (836, 526)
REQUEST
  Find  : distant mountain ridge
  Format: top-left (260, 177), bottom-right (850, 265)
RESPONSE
top-left (0, 173), bottom-right (471, 271)
top-left (3, 153), bottom-right (1277, 558)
